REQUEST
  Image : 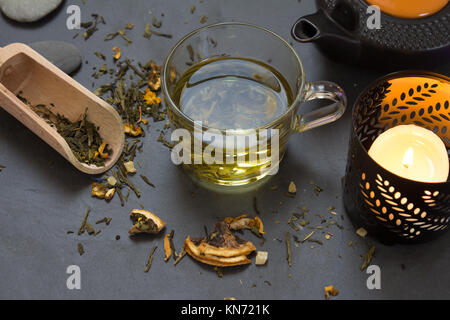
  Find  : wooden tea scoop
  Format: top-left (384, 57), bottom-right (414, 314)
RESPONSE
top-left (0, 43), bottom-right (124, 174)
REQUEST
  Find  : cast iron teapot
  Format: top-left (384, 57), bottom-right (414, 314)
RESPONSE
top-left (291, 0), bottom-right (450, 67)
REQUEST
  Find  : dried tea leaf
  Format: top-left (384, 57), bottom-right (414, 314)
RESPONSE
top-left (95, 217), bottom-right (112, 225)
top-left (144, 245), bottom-right (158, 272)
top-left (78, 207), bottom-right (91, 235)
top-left (152, 16), bottom-right (162, 28)
top-left (77, 243), bottom-right (85, 256)
top-left (174, 248), bottom-right (186, 266)
top-left (140, 175), bottom-right (155, 188)
top-left (360, 244), bottom-right (375, 271)
top-left (302, 231), bottom-right (315, 243)
top-left (314, 185), bottom-right (323, 196)
top-left (94, 51), bottom-right (106, 60)
top-left (285, 232), bottom-right (292, 267)
top-left (19, 97), bottom-right (110, 166)
top-left (143, 23), bottom-right (172, 39)
top-left (85, 222), bottom-right (95, 235)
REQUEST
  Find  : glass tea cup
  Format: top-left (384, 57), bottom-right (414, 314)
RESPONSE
top-left (162, 22), bottom-right (347, 188)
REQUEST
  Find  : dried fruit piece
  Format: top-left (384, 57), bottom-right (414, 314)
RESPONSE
top-left (324, 285), bottom-right (339, 300)
top-left (97, 142), bottom-right (110, 159)
top-left (288, 181), bottom-right (297, 194)
top-left (255, 251), bottom-right (268, 265)
top-left (164, 233), bottom-right (172, 262)
top-left (104, 188), bottom-right (116, 201)
top-left (124, 160), bottom-right (137, 174)
top-left (123, 123), bottom-right (143, 137)
top-left (129, 209), bottom-right (166, 235)
top-left (113, 46), bottom-right (121, 60)
top-left (107, 176), bottom-right (117, 186)
top-left (184, 221), bottom-right (256, 267)
top-left (356, 227), bottom-right (368, 238)
top-left (144, 88), bottom-right (161, 105)
top-left (91, 182), bottom-right (108, 198)
top-left (148, 61), bottom-right (161, 91)
top-left (226, 215), bottom-right (265, 235)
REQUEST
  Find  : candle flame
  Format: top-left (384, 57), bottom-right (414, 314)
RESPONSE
top-left (402, 147), bottom-right (414, 169)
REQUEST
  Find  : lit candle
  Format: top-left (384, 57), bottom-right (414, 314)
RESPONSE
top-left (368, 125), bottom-right (449, 183)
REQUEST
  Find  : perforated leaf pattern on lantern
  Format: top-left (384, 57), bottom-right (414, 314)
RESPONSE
top-left (354, 77), bottom-right (450, 153)
top-left (360, 173), bottom-right (449, 240)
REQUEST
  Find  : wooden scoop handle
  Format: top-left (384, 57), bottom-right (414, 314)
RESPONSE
top-left (0, 43), bottom-right (125, 175)
top-left (0, 44), bottom-right (72, 168)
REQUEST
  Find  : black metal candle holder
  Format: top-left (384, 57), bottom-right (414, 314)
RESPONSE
top-left (344, 71), bottom-right (450, 244)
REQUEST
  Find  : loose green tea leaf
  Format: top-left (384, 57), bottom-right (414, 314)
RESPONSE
top-left (168, 230), bottom-right (178, 261)
top-left (285, 232), bottom-right (292, 267)
top-left (82, 14), bottom-right (106, 40)
top-left (85, 222), bottom-right (95, 235)
top-left (95, 217), bottom-right (112, 225)
top-left (152, 17), bottom-right (162, 28)
top-left (78, 207), bottom-right (91, 236)
top-left (140, 175), bottom-right (155, 188)
top-left (143, 23), bottom-right (172, 39)
top-left (94, 51), bottom-right (106, 60)
top-left (302, 231), bottom-right (315, 243)
top-left (77, 243), bottom-right (85, 256)
top-left (105, 28), bottom-right (132, 45)
top-left (360, 244), bottom-right (375, 271)
top-left (174, 248), bottom-right (186, 266)
top-left (19, 94), bottom-right (111, 166)
top-left (144, 245), bottom-right (158, 273)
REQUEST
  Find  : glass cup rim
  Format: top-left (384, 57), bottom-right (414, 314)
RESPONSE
top-left (162, 21), bottom-right (306, 134)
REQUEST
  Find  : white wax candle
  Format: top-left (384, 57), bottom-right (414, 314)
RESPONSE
top-left (368, 125), bottom-right (449, 183)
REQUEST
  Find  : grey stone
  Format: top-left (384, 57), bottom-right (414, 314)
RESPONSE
top-left (0, 0), bottom-right (62, 23)
top-left (29, 41), bottom-right (81, 74)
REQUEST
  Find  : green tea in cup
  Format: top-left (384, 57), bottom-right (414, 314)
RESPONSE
top-left (163, 23), bottom-right (347, 188)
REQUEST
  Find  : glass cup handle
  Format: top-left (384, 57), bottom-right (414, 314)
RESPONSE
top-left (294, 81), bottom-right (347, 133)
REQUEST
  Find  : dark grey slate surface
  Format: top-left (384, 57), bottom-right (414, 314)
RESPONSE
top-left (0, 0), bottom-right (449, 300)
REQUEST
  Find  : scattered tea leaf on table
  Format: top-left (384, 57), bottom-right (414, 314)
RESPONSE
top-left (144, 245), bottom-right (158, 273)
